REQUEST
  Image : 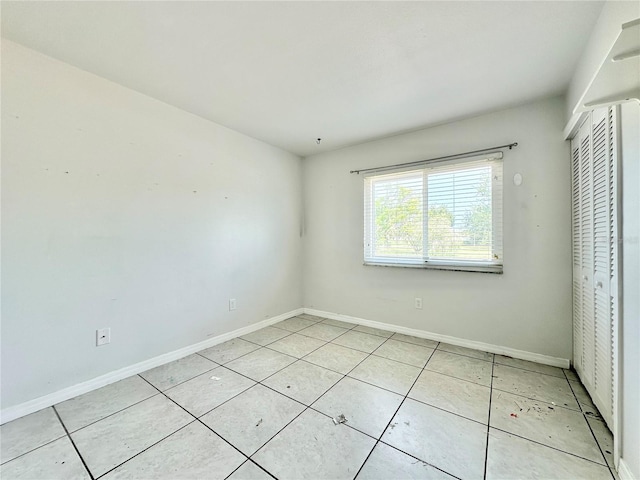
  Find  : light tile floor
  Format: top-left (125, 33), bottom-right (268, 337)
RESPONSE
top-left (0, 314), bottom-right (618, 480)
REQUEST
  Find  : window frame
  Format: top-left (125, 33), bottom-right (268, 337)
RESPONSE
top-left (363, 153), bottom-right (504, 274)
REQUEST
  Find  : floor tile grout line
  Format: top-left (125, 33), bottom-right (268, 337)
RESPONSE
top-left (93, 420), bottom-right (198, 479)
top-left (51, 405), bottom-right (95, 480)
top-left (351, 346), bottom-right (437, 478)
top-left (239, 328), bottom-right (300, 348)
top-left (489, 366), bottom-right (611, 470)
top-left (435, 344), bottom-right (572, 380)
top-left (435, 345), bottom-right (495, 363)
top-left (189, 375), bottom-right (268, 419)
top-left (565, 378), bottom-right (616, 479)
top-left (493, 361), bottom-right (569, 379)
top-left (261, 340), bottom-right (331, 360)
top-left (299, 404), bottom-right (463, 480)
top-left (366, 351), bottom-right (435, 370)
top-left (269, 319), bottom-right (326, 334)
top-left (352, 326), bottom-right (395, 339)
top-left (320, 319), bottom-right (360, 332)
top-left (419, 365), bottom-right (492, 387)
top-left (192, 364), bottom-right (308, 420)
top-left (328, 337), bottom-right (388, 356)
top-left (563, 367), bottom-right (580, 383)
top-left (219, 349), bottom-right (298, 378)
top-left (225, 340), bottom-right (378, 470)
top-left (297, 331), bottom-right (409, 414)
top-left (297, 332), bottom-right (382, 373)
top-left (244, 402), bottom-right (320, 464)
top-left (57, 388), bottom-right (161, 436)
top-left (200, 322), bottom-right (437, 374)
top-left (403, 390), bottom-right (490, 427)
top-left (297, 326), bottom-right (354, 344)
top-left (242, 386), bottom-right (337, 465)
top-left (566, 378), bottom-right (604, 417)
top-left (191, 332), bottom-right (560, 404)
top-left (482, 355), bottom-right (496, 479)
top-left (223, 458), bottom-right (278, 480)
top-left (146, 364), bottom-right (220, 394)
top-left (206, 340), bottom-right (319, 388)
top-left (306, 396), bottom-right (486, 454)
top-left (422, 366), bottom-right (492, 389)
top-left (196, 340), bottom-right (354, 417)
top-left (488, 425), bottom-right (614, 469)
top-left (490, 385), bottom-right (583, 413)
top-left (193, 368), bottom-right (351, 446)
top-left (132, 375), bottom-right (275, 480)
top-left (376, 440), bottom-right (464, 480)
top-left (228, 330), bottom-right (393, 471)
top-left (341, 375), bottom-right (422, 401)
top-left (389, 335), bottom-right (440, 349)
top-left (352, 345), bottom-right (444, 480)
top-left (253, 328), bottom-right (384, 418)
top-left (195, 346), bottom-right (262, 368)
top-left (241, 335), bottom-right (391, 476)
top-left (122, 375), bottom-right (267, 474)
top-left (190, 333), bottom-right (357, 421)
top-left (0, 431), bottom-right (68, 467)
top-left (243, 330), bottom-right (343, 385)
top-left (251, 322), bottom-right (371, 382)
top-left (362, 334), bottom-right (435, 367)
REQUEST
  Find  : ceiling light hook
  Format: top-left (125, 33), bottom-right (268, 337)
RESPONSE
top-left (316, 138), bottom-right (322, 145)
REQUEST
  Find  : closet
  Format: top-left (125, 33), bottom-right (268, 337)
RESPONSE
top-left (570, 106), bottom-right (619, 431)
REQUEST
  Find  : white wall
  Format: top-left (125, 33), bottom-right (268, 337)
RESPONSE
top-left (0, 41), bottom-right (303, 409)
top-left (302, 96), bottom-right (572, 359)
top-left (620, 101), bottom-right (640, 480)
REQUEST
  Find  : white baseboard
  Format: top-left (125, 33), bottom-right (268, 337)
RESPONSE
top-left (1, 306), bottom-right (572, 425)
top-left (304, 308), bottom-right (570, 369)
top-left (619, 458), bottom-right (637, 480)
top-left (0, 308), bottom-right (303, 425)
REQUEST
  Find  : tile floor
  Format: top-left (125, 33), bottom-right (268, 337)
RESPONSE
top-left (0, 314), bottom-right (618, 480)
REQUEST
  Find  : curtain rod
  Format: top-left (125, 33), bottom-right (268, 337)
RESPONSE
top-left (349, 142), bottom-right (518, 174)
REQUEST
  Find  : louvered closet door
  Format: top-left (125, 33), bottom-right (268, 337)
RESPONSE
top-left (570, 107), bottom-right (618, 430)
top-left (571, 136), bottom-right (583, 373)
top-left (578, 117), bottom-right (595, 388)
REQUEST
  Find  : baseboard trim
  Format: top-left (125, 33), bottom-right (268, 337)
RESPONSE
top-left (618, 458), bottom-right (637, 480)
top-left (0, 308), bottom-right (303, 425)
top-left (304, 308), bottom-right (570, 369)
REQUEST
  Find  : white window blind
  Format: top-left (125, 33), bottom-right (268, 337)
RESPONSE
top-left (364, 153), bottom-right (503, 273)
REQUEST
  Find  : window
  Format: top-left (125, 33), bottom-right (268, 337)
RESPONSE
top-left (363, 153), bottom-right (503, 273)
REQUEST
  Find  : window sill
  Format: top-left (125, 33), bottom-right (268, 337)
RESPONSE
top-left (363, 261), bottom-right (503, 274)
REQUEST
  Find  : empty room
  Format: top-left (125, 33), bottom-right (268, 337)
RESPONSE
top-left (1, 1), bottom-right (639, 479)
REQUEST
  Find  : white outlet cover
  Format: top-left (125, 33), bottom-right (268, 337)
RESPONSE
top-left (229, 298), bottom-right (237, 311)
top-left (96, 328), bottom-right (111, 346)
top-left (415, 298), bottom-right (423, 309)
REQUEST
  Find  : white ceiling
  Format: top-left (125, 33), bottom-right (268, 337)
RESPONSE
top-left (2, 1), bottom-right (603, 156)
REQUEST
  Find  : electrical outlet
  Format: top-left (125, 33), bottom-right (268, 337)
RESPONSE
top-left (229, 298), bottom-right (237, 311)
top-left (96, 328), bottom-right (111, 346)
top-left (415, 298), bottom-right (423, 309)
